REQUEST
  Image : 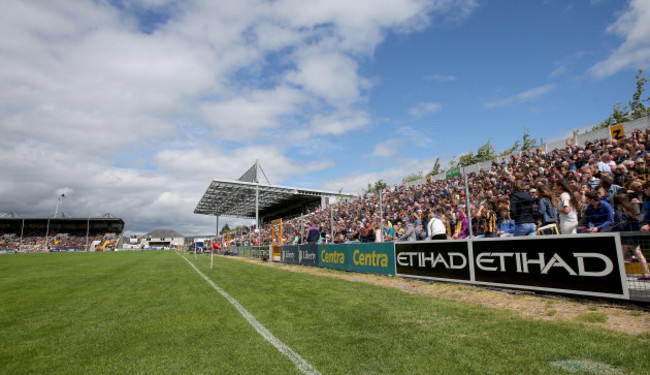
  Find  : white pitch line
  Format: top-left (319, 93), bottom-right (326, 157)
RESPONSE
top-left (179, 254), bottom-right (321, 375)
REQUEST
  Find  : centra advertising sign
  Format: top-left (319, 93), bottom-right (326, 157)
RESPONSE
top-left (318, 243), bottom-right (395, 275)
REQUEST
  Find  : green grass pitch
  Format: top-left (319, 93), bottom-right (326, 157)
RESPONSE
top-left (0, 251), bottom-right (648, 374)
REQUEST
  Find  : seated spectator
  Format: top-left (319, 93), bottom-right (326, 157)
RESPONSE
top-left (598, 152), bottom-right (614, 177)
top-left (623, 170), bottom-right (642, 192)
top-left (579, 191), bottom-right (614, 233)
top-left (474, 201), bottom-right (497, 238)
top-left (393, 221), bottom-right (404, 239)
top-left (447, 203), bottom-right (469, 239)
top-left (600, 174), bottom-right (624, 196)
top-left (496, 206), bottom-right (515, 237)
top-left (635, 158), bottom-right (650, 182)
top-left (384, 220), bottom-right (395, 239)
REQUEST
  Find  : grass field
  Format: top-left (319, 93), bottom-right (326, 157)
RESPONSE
top-left (1, 251), bottom-right (648, 374)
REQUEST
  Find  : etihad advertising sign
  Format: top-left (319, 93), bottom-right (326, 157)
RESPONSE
top-left (317, 243), bottom-right (395, 275)
top-left (396, 234), bottom-right (628, 299)
top-left (395, 241), bottom-right (471, 281)
top-left (471, 235), bottom-right (627, 298)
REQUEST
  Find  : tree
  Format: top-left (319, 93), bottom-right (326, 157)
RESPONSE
top-left (476, 137), bottom-right (497, 162)
top-left (630, 68), bottom-right (649, 119)
top-left (500, 140), bottom-right (520, 156)
top-left (233, 225), bottom-right (248, 232)
top-left (219, 224), bottom-right (231, 235)
top-left (363, 179), bottom-right (388, 194)
top-left (402, 171), bottom-right (423, 184)
top-left (521, 127), bottom-right (537, 151)
top-left (373, 179), bottom-right (388, 191)
top-left (426, 157), bottom-right (444, 177)
top-left (458, 152), bottom-right (477, 167)
top-left (596, 68), bottom-right (648, 128)
top-left (596, 103), bottom-right (630, 129)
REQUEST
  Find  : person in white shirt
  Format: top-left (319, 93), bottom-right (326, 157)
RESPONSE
top-left (597, 153), bottom-right (614, 177)
top-left (555, 180), bottom-right (580, 234)
top-left (427, 208), bottom-right (447, 240)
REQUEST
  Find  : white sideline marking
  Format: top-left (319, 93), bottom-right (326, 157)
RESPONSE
top-left (179, 254), bottom-right (321, 375)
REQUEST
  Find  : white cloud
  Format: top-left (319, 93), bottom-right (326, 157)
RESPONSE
top-left (200, 86), bottom-right (305, 141)
top-left (484, 84), bottom-right (556, 108)
top-left (285, 51), bottom-right (368, 108)
top-left (152, 145), bottom-right (332, 184)
top-left (424, 74), bottom-right (457, 82)
top-left (320, 157), bottom-right (437, 194)
top-left (369, 140), bottom-right (401, 158)
top-left (308, 111), bottom-right (371, 136)
top-left (0, 0), bottom-right (479, 233)
top-left (590, 0), bottom-right (650, 78)
top-left (408, 102), bottom-right (443, 118)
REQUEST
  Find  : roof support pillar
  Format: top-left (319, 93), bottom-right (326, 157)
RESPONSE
top-left (256, 184), bottom-right (260, 249)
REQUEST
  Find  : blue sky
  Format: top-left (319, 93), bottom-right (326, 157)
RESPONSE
top-left (1, 0), bottom-right (649, 234)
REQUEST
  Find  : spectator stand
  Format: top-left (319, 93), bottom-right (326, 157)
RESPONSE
top-left (208, 120), bottom-right (650, 302)
top-left (0, 215), bottom-right (125, 253)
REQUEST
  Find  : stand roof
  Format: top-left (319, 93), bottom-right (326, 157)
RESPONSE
top-left (194, 179), bottom-right (341, 219)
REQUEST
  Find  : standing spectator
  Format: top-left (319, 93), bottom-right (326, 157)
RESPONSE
top-left (399, 216), bottom-right (416, 242)
top-left (306, 223), bottom-right (320, 245)
top-left (638, 181), bottom-right (650, 224)
top-left (555, 180), bottom-right (580, 235)
top-left (427, 209), bottom-right (447, 240)
top-left (510, 180), bottom-right (536, 236)
top-left (372, 222), bottom-right (382, 242)
top-left (534, 185), bottom-right (558, 235)
top-left (415, 220), bottom-right (427, 241)
top-left (613, 194), bottom-right (650, 281)
top-left (612, 194), bottom-right (640, 232)
top-left (366, 222), bottom-right (376, 242)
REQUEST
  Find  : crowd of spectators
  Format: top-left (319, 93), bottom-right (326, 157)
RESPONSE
top-left (226, 127), bottom-right (650, 280)
top-left (0, 233), bottom-right (118, 252)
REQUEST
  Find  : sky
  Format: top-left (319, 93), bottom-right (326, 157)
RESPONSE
top-left (2, 0), bottom-right (650, 235)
